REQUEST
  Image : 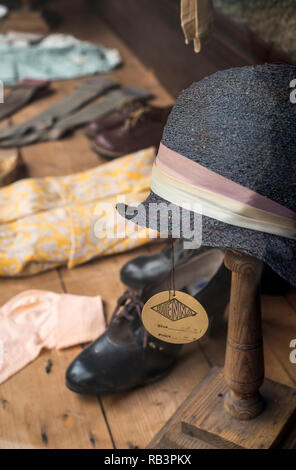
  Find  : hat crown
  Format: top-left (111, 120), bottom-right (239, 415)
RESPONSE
top-left (162, 64), bottom-right (296, 212)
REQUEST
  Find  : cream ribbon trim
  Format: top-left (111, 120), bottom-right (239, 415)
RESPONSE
top-left (151, 164), bottom-right (296, 240)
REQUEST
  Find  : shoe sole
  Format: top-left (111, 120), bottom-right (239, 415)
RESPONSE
top-left (85, 130), bottom-right (96, 141)
top-left (65, 364), bottom-right (175, 395)
top-left (91, 142), bottom-right (123, 159)
top-left (91, 141), bottom-right (161, 160)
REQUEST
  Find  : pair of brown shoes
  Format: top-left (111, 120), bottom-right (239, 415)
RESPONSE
top-left (85, 100), bottom-right (172, 158)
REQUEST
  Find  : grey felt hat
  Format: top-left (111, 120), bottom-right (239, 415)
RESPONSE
top-left (117, 64), bottom-right (296, 286)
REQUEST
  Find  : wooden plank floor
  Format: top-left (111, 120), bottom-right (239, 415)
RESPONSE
top-left (0, 0), bottom-right (295, 449)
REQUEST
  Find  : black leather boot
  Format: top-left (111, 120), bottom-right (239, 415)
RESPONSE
top-left (120, 240), bottom-right (206, 290)
top-left (66, 290), bottom-right (181, 394)
top-left (121, 240), bottom-right (290, 296)
top-left (66, 249), bottom-right (231, 395)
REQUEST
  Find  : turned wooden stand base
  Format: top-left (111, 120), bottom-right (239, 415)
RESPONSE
top-left (147, 250), bottom-right (296, 449)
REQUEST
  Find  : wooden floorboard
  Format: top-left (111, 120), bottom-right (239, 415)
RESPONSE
top-left (0, 0), bottom-right (295, 449)
top-left (0, 270), bottom-right (113, 449)
top-left (0, 0), bottom-right (174, 450)
top-left (262, 295), bottom-right (296, 387)
top-left (98, 344), bottom-right (210, 449)
top-left (200, 296), bottom-right (296, 390)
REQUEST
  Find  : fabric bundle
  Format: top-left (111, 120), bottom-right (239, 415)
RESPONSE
top-left (0, 147), bottom-right (157, 277)
top-left (0, 289), bottom-right (106, 384)
top-left (0, 33), bottom-right (122, 85)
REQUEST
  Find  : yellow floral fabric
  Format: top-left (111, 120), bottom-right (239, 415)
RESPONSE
top-left (0, 147), bottom-right (157, 277)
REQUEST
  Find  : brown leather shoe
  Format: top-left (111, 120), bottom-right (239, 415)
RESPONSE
top-left (92, 105), bottom-right (172, 158)
top-left (0, 150), bottom-right (26, 187)
top-left (85, 99), bottom-right (147, 140)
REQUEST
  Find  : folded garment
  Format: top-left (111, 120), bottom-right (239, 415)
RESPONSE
top-left (47, 87), bottom-right (153, 141)
top-left (0, 289), bottom-right (105, 384)
top-left (0, 147), bottom-right (157, 276)
top-left (0, 76), bottom-right (118, 144)
top-left (0, 33), bottom-right (122, 85)
top-left (0, 78), bottom-right (51, 121)
top-left (0, 84), bottom-right (152, 147)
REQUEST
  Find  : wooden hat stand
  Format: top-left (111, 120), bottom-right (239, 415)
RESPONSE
top-left (148, 250), bottom-right (296, 449)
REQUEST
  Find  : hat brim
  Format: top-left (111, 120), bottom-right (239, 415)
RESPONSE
top-left (117, 190), bottom-right (296, 286)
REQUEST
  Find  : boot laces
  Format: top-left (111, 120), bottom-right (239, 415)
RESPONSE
top-left (111, 289), bottom-right (144, 322)
top-left (124, 107), bottom-right (150, 131)
top-left (111, 290), bottom-right (148, 348)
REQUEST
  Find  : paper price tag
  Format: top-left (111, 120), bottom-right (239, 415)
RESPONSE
top-left (142, 290), bottom-right (209, 344)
